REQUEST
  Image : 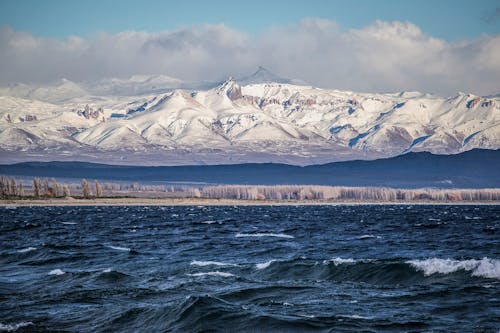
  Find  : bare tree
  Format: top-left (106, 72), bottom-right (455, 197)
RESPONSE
top-left (0, 176), bottom-right (8, 198)
top-left (82, 179), bottom-right (91, 198)
top-left (95, 180), bottom-right (103, 197)
top-left (10, 179), bottom-right (17, 196)
top-left (18, 181), bottom-right (24, 197)
top-left (63, 185), bottom-right (71, 197)
top-left (51, 178), bottom-right (59, 197)
top-left (33, 178), bottom-right (41, 197)
top-left (43, 179), bottom-right (49, 197)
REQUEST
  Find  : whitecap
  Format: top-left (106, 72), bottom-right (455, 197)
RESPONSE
top-left (407, 258), bottom-right (500, 280)
top-left (0, 321), bottom-right (34, 332)
top-left (48, 269), bottom-right (65, 275)
top-left (102, 268), bottom-right (112, 273)
top-left (357, 234), bottom-right (381, 240)
top-left (300, 314), bottom-right (316, 318)
top-left (108, 245), bottom-right (131, 252)
top-left (187, 271), bottom-right (234, 278)
top-left (17, 247), bottom-right (36, 253)
top-left (256, 260), bottom-right (276, 270)
top-left (190, 260), bottom-right (236, 267)
top-left (326, 257), bottom-right (375, 265)
top-left (471, 259), bottom-right (500, 279)
top-left (235, 233), bottom-right (294, 239)
top-left (61, 222), bottom-right (77, 225)
top-left (340, 314), bottom-right (373, 320)
top-left (324, 257), bottom-right (357, 266)
top-left (201, 220), bottom-right (218, 224)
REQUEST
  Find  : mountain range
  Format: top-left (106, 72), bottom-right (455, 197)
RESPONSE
top-left (0, 67), bottom-right (498, 165)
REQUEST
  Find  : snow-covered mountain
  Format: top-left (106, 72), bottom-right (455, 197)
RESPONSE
top-left (0, 68), bottom-right (499, 165)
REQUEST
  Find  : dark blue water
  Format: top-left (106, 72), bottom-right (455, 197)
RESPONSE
top-left (1, 205), bottom-right (499, 332)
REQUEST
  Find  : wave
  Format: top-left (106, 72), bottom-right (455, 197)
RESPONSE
top-left (190, 260), bottom-right (236, 267)
top-left (252, 257), bottom-right (500, 283)
top-left (48, 269), bottom-right (65, 275)
top-left (340, 314), bottom-right (373, 320)
top-left (357, 234), bottom-right (381, 239)
top-left (61, 222), bottom-right (77, 225)
top-left (0, 321), bottom-right (34, 332)
top-left (200, 220), bottom-right (219, 224)
top-left (97, 269), bottom-right (130, 281)
top-left (187, 271), bottom-right (234, 278)
top-left (324, 257), bottom-right (357, 265)
top-left (235, 233), bottom-right (294, 239)
top-left (407, 258), bottom-right (500, 280)
top-left (107, 245), bottom-right (131, 252)
top-left (256, 260), bottom-right (276, 270)
top-left (17, 247), bottom-right (36, 253)
top-left (167, 294), bottom-right (373, 332)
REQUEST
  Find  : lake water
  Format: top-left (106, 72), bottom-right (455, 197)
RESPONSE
top-left (1, 205), bottom-right (499, 332)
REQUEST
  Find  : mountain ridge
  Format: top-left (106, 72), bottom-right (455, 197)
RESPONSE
top-left (0, 68), bottom-right (499, 165)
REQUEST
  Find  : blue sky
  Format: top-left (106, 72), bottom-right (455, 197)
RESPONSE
top-left (0, 0), bottom-right (498, 40)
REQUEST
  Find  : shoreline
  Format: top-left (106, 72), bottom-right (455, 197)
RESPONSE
top-left (1, 197), bottom-right (498, 206)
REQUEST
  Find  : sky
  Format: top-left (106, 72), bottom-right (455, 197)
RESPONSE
top-left (0, 0), bottom-right (499, 95)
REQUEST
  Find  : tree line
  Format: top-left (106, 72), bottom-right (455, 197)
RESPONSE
top-left (198, 185), bottom-right (500, 201)
top-left (1, 176), bottom-right (499, 201)
top-left (0, 176), bottom-right (103, 199)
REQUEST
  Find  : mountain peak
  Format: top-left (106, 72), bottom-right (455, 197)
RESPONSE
top-left (243, 66), bottom-right (286, 84)
top-left (253, 66), bottom-right (273, 76)
top-left (238, 66), bottom-right (307, 86)
top-left (216, 77), bottom-right (242, 101)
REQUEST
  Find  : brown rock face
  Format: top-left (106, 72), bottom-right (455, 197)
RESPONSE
top-left (227, 84), bottom-right (242, 101)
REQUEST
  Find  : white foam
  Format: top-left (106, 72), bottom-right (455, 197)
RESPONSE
top-left (17, 247), bottom-right (36, 253)
top-left (0, 321), bottom-right (34, 332)
top-left (235, 233), bottom-right (294, 239)
top-left (340, 314), bottom-right (373, 320)
top-left (190, 260), bottom-right (236, 267)
top-left (201, 220), bottom-right (220, 224)
top-left (325, 257), bottom-right (357, 265)
top-left (48, 269), bottom-right (65, 275)
top-left (108, 245), bottom-right (131, 252)
top-left (407, 258), bottom-right (500, 280)
top-left (357, 234), bottom-right (381, 239)
top-left (187, 271), bottom-right (234, 278)
top-left (61, 222), bottom-right (77, 225)
top-left (102, 268), bottom-right (112, 273)
top-left (256, 260), bottom-right (276, 269)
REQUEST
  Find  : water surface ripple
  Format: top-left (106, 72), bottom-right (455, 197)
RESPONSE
top-left (0, 205), bottom-right (499, 332)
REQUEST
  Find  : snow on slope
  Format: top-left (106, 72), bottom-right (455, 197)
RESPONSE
top-left (0, 79), bottom-right (89, 103)
top-left (0, 70), bottom-right (499, 165)
top-left (83, 74), bottom-right (183, 96)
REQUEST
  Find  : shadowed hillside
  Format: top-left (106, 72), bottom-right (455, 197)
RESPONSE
top-left (0, 149), bottom-right (498, 188)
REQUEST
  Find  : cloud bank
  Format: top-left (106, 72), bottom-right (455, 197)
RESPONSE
top-left (0, 19), bottom-right (498, 96)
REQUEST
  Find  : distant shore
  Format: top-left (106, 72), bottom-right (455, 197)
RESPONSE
top-left (0, 197), bottom-right (498, 206)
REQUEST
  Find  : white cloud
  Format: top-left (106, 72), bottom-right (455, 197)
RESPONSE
top-left (0, 20), bottom-right (498, 96)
